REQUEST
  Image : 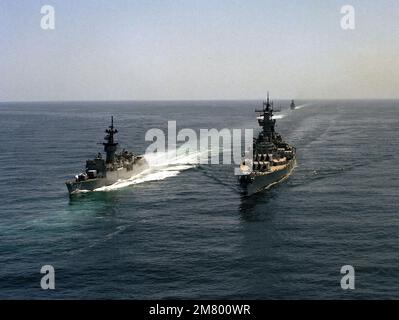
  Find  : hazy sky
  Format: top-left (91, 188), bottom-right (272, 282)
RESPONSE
top-left (1, 0), bottom-right (398, 101)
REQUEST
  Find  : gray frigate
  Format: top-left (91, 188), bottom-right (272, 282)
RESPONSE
top-left (65, 117), bottom-right (149, 195)
top-left (238, 94), bottom-right (296, 196)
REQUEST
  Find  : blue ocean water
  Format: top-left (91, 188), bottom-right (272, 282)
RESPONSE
top-left (0, 100), bottom-right (398, 299)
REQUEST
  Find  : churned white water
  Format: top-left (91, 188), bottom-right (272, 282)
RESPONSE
top-left (94, 150), bottom-right (200, 192)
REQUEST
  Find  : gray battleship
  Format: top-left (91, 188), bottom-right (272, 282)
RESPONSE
top-left (66, 117), bottom-right (149, 195)
top-left (290, 99), bottom-right (296, 110)
top-left (238, 94), bottom-right (296, 196)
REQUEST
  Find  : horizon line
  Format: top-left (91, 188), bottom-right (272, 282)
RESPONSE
top-left (1, 98), bottom-right (399, 104)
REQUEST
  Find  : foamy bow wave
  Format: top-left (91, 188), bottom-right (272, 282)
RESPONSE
top-left (93, 150), bottom-right (201, 192)
top-left (94, 169), bottom-right (183, 191)
top-left (73, 189), bottom-right (91, 194)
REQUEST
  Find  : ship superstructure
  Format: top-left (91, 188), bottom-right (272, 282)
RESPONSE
top-left (238, 94), bottom-right (296, 195)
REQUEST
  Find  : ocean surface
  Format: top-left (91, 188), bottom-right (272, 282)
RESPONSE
top-left (0, 100), bottom-right (398, 299)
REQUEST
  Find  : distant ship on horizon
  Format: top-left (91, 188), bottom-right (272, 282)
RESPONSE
top-left (290, 100), bottom-right (296, 110)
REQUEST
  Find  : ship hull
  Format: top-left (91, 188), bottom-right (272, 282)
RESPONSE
top-left (239, 159), bottom-right (296, 196)
top-left (66, 157), bottom-right (149, 195)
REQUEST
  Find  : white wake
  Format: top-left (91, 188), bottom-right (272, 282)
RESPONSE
top-left (93, 149), bottom-right (201, 192)
top-left (294, 103), bottom-right (313, 110)
top-left (258, 114), bottom-right (287, 121)
top-left (272, 114), bottom-right (286, 120)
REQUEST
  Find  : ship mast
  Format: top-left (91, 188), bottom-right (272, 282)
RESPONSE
top-left (257, 92), bottom-right (276, 140)
top-left (103, 116), bottom-right (119, 163)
